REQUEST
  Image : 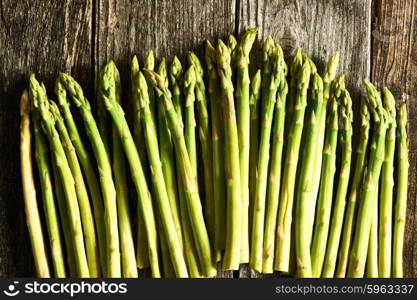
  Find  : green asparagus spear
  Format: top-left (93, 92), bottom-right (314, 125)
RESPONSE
top-left (32, 106), bottom-right (66, 278)
top-left (216, 40), bottom-right (242, 270)
top-left (248, 69), bottom-right (261, 234)
top-left (378, 88), bottom-right (396, 277)
top-left (170, 56), bottom-right (184, 120)
top-left (205, 41), bottom-right (227, 252)
top-left (30, 75), bottom-right (89, 277)
top-left (310, 77), bottom-right (343, 277)
top-left (134, 67), bottom-right (189, 277)
top-left (308, 53), bottom-right (340, 246)
top-left (98, 63), bottom-right (164, 277)
top-left (96, 81), bottom-right (111, 156)
top-left (336, 97), bottom-right (370, 277)
top-left (130, 57), bottom-right (150, 271)
top-left (275, 53), bottom-right (311, 273)
top-left (131, 57), bottom-right (150, 181)
top-left (169, 57), bottom-right (202, 276)
top-left (228, 34), bottom-right (238, 78)
top-left (366, 182), bottom-right (379, 278)
top-left (49, 101), bottom-right (101, 277)
top-left (348, 80), bottom-right (388, 277)
top-left (183, 65), bottom-right (198, 185)
top-left (188, 52), bottom-right (217, 260)
top-left (58, 72), bottom-right (120, 277)
top-left (393, 103), bottom-right (408, 278)
top-left (322, 87), bottom-right (353, 277)
top-left (283, 49), bottom-right (304, 144)
top-left (251, 45), bottom-right (283, 272)
top-left (109, 65), bottom-right (138, 278)
top-left (262, 46), bottom-right (289, 274)
top-left (20, 90), bottom-right (51, 278)
top-left (54, 80), bottom-right (107, 276)
top-left (50, 155), bottom-right (76, 277)
top-left (294, 73), bottom-right (324, 277)
top-left (136, 51), bottom-right (157, 270)
top-left (235, 28), bottom-right (257, 263)
top-left (144, 69), bottom-right (215, 277)
top-left (157, 59), bottom-right (183, 247)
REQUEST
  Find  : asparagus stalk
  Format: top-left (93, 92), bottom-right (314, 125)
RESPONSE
top-left (282, 49), bottom-right (304, 144)
top-left (49, 101), bottom-right (101, 277)
top-left (169, 57), bottom-right (202, 276)
top-left (170, 56), bottom-right (184, 119)
top-left (58, 72), bottom-right (120, 277)
top-left (336, 97), bottom-right (370, 277)
top-left (158, 212), bottom-right (176, 278)
top-left (135, 51), bottom-right (157, 270)
top-left (96, 82), bottom-right (111, 156)
top-left (235, 28), bottom-right (257, 263)
top-left (248, 69), bottom-right (261, 234)
top-left (205, 41), bottom-right (227, 252)
top-left (348, 80), bottom-right (388, 277)
top-left (275, 47), bottom-right (303, 275)
top-left (103, 61), bottom-right (188, 278)
top-left (378, 88), bottom-right (396, 277)
top-left (260, 36), bottom-right (276, 134)
top-left (134, 66), bottom-right (189, 278)
top-left (216, 40), bottom-right (242, 270)
top-left (366, 183), bottom-right (379, 278)
top-left (310, 77), bottom-right (343, 277)
top-left (275, 52), bottom-right (311, 272)
top-left (294, 73), bottom-right (324, 277)
top-left (188, 52), bottom-right (217, 259)
top-left (131, 57), bottom-right (150, 181)
top-left (131, 57), bottom-right (150, 271)
top-left (262, 46), bottom-right (289, 274)
top-left (97, 63), bottom-right (164, 277)
top-left (157, 59), bottom-right (183, 247)
top-left (157, 59), bottom-right (187, 276)
top-left (322, 87), bottom-right (353, 277)
top-left (228, 34), bottom-right (238, 79)
top-left (32, 106), bottom-right (66, 278)
top-left (393, 103), bottom-right (408, 278)
top-left (54, 80), bottom-right (107, 276)
top-left (182, 65), bottom-right (207, 275)
top-left (144, 51), bottom-right (158, 126)
top-left (50, 155), bottom-right (76, 277)
top-left (251, 45), bottom-right (283, 272)
top-left (109, 65), bottom-right (138, 278)
top-left (20, 90), bottom-right (51, 278)
top-left (30, 76), bottom-right (90, 277)
top-left (308, 53), bottom-right (340, 245)
top-left (144, 69), bottom-right (215, 277)
top-left (183, 64), bottom-right (198, 182)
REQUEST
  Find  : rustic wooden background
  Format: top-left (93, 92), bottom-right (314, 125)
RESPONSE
top-left (0, 0), bottom-right (416, 277)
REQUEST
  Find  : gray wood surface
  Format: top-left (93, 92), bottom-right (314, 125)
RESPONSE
top-left (0, 0), bottom-right (415, 277)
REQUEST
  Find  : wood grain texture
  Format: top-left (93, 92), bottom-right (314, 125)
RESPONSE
top-left (95, 0), bottom-right (237, 278)
top-left (238, 0), bottom-right (372, 277)
top-left (371, 0), bottom-right (417, 278)
top-left (239, 0), bottom-right (372, 105)
top-left (0, 0), bottom-right (92, 277)
top-left (95, 0), bottom-right (236, 82)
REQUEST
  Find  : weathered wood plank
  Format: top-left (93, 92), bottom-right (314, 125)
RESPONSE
top-left (95, 0), bottom-right (237, 78)
top-left (95, 0), bottom-right (237, 278)
top-left (238, 0), bottom-right (372, 277)
top-left (0, 0), bottom-right (93, 277)
top-left (371, 0), bottom-right (417, 278)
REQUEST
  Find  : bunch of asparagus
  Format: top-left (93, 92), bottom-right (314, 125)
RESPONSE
top-left (20, 28), bottom-right (409, 278)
